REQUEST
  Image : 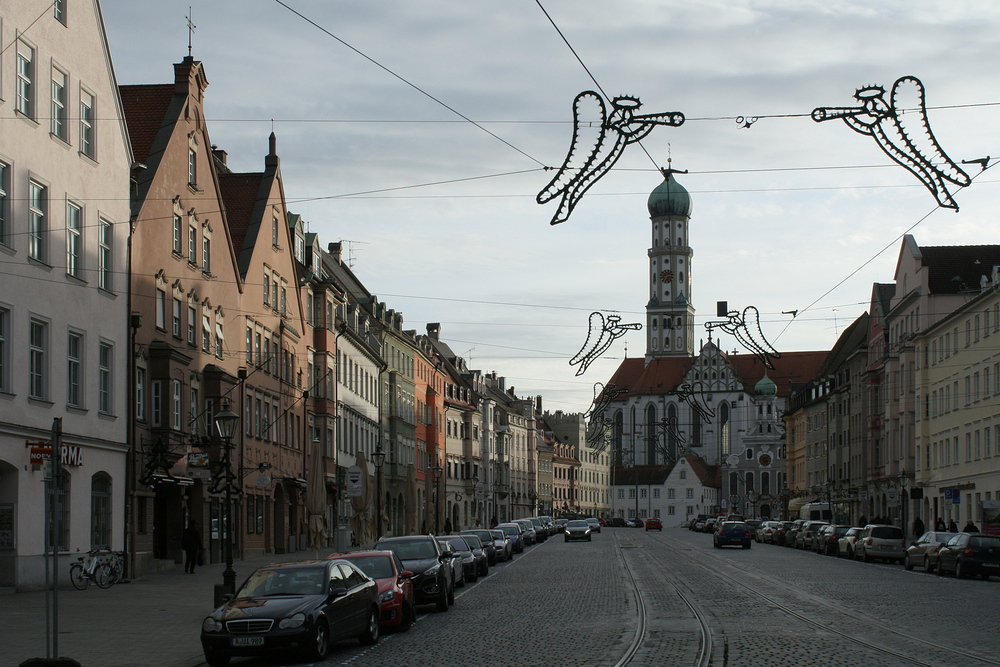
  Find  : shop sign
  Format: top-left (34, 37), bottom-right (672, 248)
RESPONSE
top-left (27, 442), bottom-right (83, 467)
top-left (346, 465), bottom-right (363, 497)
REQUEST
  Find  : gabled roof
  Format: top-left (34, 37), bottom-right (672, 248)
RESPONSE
top-left (816, 312), bottom-right (869, 378)
top-left (919, 244), bottom-right (1000, 294)
top-left (218, 172), bottom-right (264, 266)
top-left (118, 84), bottom-right (174, 165)
top-left (612, 455), bottom-right (719, 488)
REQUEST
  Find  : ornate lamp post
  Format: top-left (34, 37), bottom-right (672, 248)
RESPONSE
top-left (213, 401), bottom-right (240, 600)
top-left (373, 446), bottom-right (386, 539)
top-left (528, 489), bottom-right (537, 516)
top-left (432, 464), bottom-right (443, 534)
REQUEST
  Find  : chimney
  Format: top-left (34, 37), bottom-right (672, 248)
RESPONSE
top-left (211, 145), bottom-right (227, 166)
top-left (328, 242), bottom-right (342, 262)
top-left (427, 323), bottom-right (440, 340)
top-left (536, 396), bottom-right (542, 414)
top-left (266, 132), bottom-right (279, 168)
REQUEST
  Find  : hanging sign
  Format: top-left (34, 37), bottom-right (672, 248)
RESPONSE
top-left (346, 465), bottom-right (363, 498)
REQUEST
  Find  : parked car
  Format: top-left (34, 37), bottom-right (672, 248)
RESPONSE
top-left (837, 527), bottom-right (865, 558)
top-left (702, 518), bottom-right (718, 533)
top-left (903, 531), bottom-right (958, 573)
top-left (795, 521), bottom-right (829, 549)
top-left (855, 524), bottom-right (906, 563)
top-left (585, 518), bottom-right (602, 533)
top-left (200, 559), bottom-right (380, 666)
top-left (813, 524), bottom-right (850, 555)
top-left (332, 551), bottom-right (415, 632)
top-left (460, 529), bottom-right (498, 565)
top-left (627, 518), bottom-right (644, 528)
top-left (436, 538), bottom-right (467, 587)
top-left (773, 521), bottom-right (797, 546)
top-left (783, 520), bottom-right (806, 547)
top-left (714, 521), bottom-right (752, 549)
top-left (496, 523), bottom-right (525, 553)
top-left (459, 534), bottom-right (490, 577)
top-left (756, 521), bottom-right (781, 543)
top-left (936, 533), bottom-right (1000, 579)
top-left (489, 529), bottom-right (513, 561)
top-left (644, 517), bottom-right (663, 531)
top-left (691, 514), bottom-right (711, 531)
top-left (527, 517), bottom-right (548, 541)
top-left (513, 519), bottom-right (537, 545)
top-left (745, 519), bottom-right (763, 537)
top-left (375, 535), bottom-right (454, 612)
top-left (564, 519), bottom-right (593, 542)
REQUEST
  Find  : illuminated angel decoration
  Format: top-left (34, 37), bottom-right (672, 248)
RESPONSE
top-left (570, 312), bottom-right (642, 376)
top-left (705, 305), bottom-right (780, 369)
top-left (812, 76), bottom-right (970, 210)
top-left (538, 91), bottom-right (684, 225)
top-left (669, 381), bottom-right (716, 422)
top-left (584, 382), bottom-right (627, 422)
top-left (647, 414), bottom-right (687, 468)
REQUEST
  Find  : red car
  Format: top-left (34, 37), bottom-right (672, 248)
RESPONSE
top-left (645, 517), bottom-right (663, 531)
top-left (330, 550), bottom-right (415, 632)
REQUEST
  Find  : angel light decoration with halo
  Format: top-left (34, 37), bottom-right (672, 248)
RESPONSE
top-left (537, 91), bottom-right (684, 225)
top-left (812, 76), bottom-right (971, 211)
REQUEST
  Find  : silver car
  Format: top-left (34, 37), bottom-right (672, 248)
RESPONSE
top-left (855, 524), bottom-right (906, 563)
top-left (490, 529), bottom-right (513, 561)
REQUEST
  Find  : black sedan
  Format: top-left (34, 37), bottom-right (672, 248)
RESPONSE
top-left (200, 559), bottom-right (380, 666)
top-left (460, 529), bottom-right (498, 565)
top-left (376, 535), bottom-right (454, 612)
top-left (936, 532), bottom-right (1000, 579)
top-left (564, 519), bottom-right (592, 542)
top-left (438, 535), bottom-right (479, 583)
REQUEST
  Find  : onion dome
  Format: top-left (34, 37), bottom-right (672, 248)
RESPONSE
top-left (754, 373), bottom-right (777, 397)
top-left (647, 168), bottom-right (692, 218)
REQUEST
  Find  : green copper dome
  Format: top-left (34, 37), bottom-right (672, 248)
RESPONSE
top-left (647, 169), bottom-right (692, 218)
top-left (754, 373), bottom-right (777, 397)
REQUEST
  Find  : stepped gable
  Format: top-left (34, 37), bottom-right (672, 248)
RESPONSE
top-left (919, 244), bottom-right (1000, 293)
top-left (118, 84), bottom-right (174, 164)
top-left (218, 172), bottom-right (264, 266)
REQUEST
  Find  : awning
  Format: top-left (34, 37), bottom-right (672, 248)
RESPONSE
top-left (216, 322), bottom-right (225, 340)
top-left (151, 472), bottom-right (194, 486)
top-left (202, 314), bottom-right (211, 332)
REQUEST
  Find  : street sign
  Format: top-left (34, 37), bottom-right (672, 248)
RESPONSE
top-left (952, 489), bottom-right (961, 504)
top-left (886, 488), bottom-right (898, 503)
top-left (346, 465), bottom-right (363, 497)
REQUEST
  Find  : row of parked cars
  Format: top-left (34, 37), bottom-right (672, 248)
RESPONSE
top-left (749, 518), bottom-right (1000, 580)
top-left (199, 516), bottom-right (562, 666)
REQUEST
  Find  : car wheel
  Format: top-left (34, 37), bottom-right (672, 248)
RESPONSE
top-left (436, 589), bottom-right (449, 612)
top-left (923, 555), bottom-right (934, 573)
top-left (205, 652), bottom-right (230, 667)
top-left (936, 561), bottom-right (947, 576)
top-left (358, 607), bottom-right (380, 646)
top-left (564, 537), bottom-right (569, 542)
top-left (468, 570), bottom-right (478, 583)
top-left (904, 555), bottom-right (914, 570)
top-left (309, 618), bottom-right (330, 660)
top-left (863, 550), bottom-right (871, 563)
top-left (587, 535), bottom-right (592, 541)
top-left (956, 560), bottom-right (966, 579)
top-left (398, 603), bottom-right (413, 632)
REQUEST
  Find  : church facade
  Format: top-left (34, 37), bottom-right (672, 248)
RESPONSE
top-left (601, 169), bottom-right (826, 520)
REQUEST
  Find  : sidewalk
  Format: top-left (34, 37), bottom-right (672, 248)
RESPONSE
top-left (6, 548), bottom-right (341, 667)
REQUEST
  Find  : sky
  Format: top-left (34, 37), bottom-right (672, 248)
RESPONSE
top-left (98, 0), bottom-right (1000, 413)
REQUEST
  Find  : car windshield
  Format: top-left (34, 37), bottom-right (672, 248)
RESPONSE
top-left (237, 566), bottom-right (326, 598)
top-left (499, 525), bottom-right (519, 536)
top-left (343, 556), bottom-right (393, 580)
top-left (724, 523), bottom-right (747, 531)
top-left (871, 527), bottom-right (903, 539)
top-left (567, 520), bottom-right (589, 528)
top-left (970, 536), bottom-right (1000, 548)
top-left (441, 537), bottom-right (470, 553)
top-left (462, 535), bottom-right (482, 549)
top-left (490, 530), bottom-right (506, 540)
top-left (384, 540), bottom-right (437, 560)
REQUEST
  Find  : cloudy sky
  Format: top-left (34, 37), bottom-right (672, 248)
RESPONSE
top-left (99, 0), bottom-right (1000, 412)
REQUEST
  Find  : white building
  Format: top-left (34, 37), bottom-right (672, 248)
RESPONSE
top-left (611, 455), bottom-right (719, 524)
top-left (0, 0), bottom-right (133, 590)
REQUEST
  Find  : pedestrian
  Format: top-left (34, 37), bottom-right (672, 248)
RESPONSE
top-left (475, 517), bottom-right (481, 528)
top-left (858, 514), bottom-right (868, 527)
top-left (935, 517), bottom-right (946, 531)
top-left (181, 520), bottom-right (202, 574)
top-left (963, 520), bottom-right (980, 532)
top-left (911, 516), bottom-right (925, 537)
top-left (444, 518), bottom-right (452, 534)
top-left (948, 519), bottom-right (959, 532)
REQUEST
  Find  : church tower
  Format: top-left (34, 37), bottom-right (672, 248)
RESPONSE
top-left (646, 165), bottom-right (695, 358)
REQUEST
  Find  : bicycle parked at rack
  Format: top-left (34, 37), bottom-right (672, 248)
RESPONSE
top-left (103, 550), bottom-right (126, 586)
top-left (69, 550), bottom-right (113, 590)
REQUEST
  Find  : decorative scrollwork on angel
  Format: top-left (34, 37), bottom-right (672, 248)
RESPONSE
top-left (569, 312), bottom-right (642, 376)
top-left (705, 305), bottom-right (780, 369)
top-left (538, 91), bottom-right (684, 225)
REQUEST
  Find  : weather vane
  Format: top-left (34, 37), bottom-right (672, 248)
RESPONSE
top-left (812, 76), bottom-right (971, 211)
top-left (538, 91), bottom-right (684, 225)
top-left (569, 312), bottom-right (642, 376)
top-left (705, 302), bottom-right (780, 369)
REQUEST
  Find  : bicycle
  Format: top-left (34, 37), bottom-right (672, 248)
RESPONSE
top-left (69, 550), bottom-right (113, 590)
top-left (103, 551), bottom-right (126, 585)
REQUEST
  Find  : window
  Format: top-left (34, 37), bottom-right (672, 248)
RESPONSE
top-left (0, 308), bottom-right (7, 392)
top-left (668, 488), bottom-right (675, 499)
top-left (172, 379), bottom-right (182, 430)
top-left (188, 225), bottom-right (196, 263)
top-left (80, 91), bottom-right (95, 158)
top-left (188, 149), bottom-right (197, 186)
top-left (29, 181), bottom-right (46, 262)
top-left (172, 299), bottom-right (182, 338)
top-left (99, 219), bottom-right (112, 291)
top-left (201, 314), bottom-right (211, 352)
top-left (17, 42), bottom-right (34, 118)
top-left (686, 488), bottom-right (694, 499)
top-left (679, 470), bottom-right (687, 479)
top-left (29, 319), bottom-right (47, 399)
top-left (617, 488), bottom-right (624, 499)
top-left (202, 236), bottom-right (210, 273)
top-left (136, 367), bottom-right (146, 420)
top-left (246, 327), bottom-right (253, 363)
top-left (91, 473), bottom-right (112, 550)
top-left (263, 274), bottom-right (270, 306)
top-left (155, 289), bottom-right (166, 329)
top-left (54, 0), bottom-right (67, 23)
top-left (66, 202), bottom-right (82, 278)
top-left (629, 488), bottom-right (636, 499)
top-left (280, 284), bottom-right (287, 317)
top-left (272, 216), bottom-right (279, 246)
top-left (67, 332), bottom-right (82, 407)
top-left (51, 68), bottom-right (67, 141)
top-left (187, 305), bottom-right (196, 345)
top-left (98, 343), bottom-right (112, 413)
top-left (0, 162), bottom-right (8, 246)
top-left (172, 215), bottom-right (182, 254)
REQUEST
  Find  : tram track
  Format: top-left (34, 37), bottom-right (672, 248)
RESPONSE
top-left (632, 529), bottom-right (1000, 667)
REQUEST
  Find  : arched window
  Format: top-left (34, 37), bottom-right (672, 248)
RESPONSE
top-left (691, 409), bottom-right (702, 445)
top-left (761, 471), bottom-right (770, 496)
top-left (746, 471), bottom-right (755, 494)
top-left (719, 402), bottom-right (730, 457)
top-left (91, 472), bottom-right (112, 549)
top-left (614, 411), bottom-right (624, 465)
top-left (667, 403), bottom-right (678, 459)
top-left (646, 404), bottom-right (657, 465)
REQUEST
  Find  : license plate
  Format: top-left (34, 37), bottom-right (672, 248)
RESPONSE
top-left (231, 637), bottom-right (264, 647)
top-left (983, 563), bottom-right (1000, 568)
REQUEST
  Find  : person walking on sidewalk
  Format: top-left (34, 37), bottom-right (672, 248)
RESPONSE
top-left (182, 521), bottom-right (202, 574)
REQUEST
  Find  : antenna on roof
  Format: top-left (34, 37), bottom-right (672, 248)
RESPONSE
top-left (186, 7), bottom-right (196, 57)
top-left (340, 240), bottom-right (369, 269)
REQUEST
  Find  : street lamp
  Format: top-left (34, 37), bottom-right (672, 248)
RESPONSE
top-left (471, 474), bottom-right (480, 526)
top-left (528, 489), bottom-right (536, 516)
top-left (214, 401), bottom-right (240, 600)
top-left (373, 446), bottom-right (386, 539)
top-left (432, 464), bottom-right (443, 534)
top-left (898, 468), bottom-right (909, 535)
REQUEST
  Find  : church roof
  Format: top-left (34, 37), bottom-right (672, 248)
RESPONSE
top-left (612, 454), bottom-right (719, 488)
top-left (647, 170), bottom-right (692, 218)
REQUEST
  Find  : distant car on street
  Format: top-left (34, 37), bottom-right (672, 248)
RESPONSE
top-left (564, 519), bottom-right (593, 542)
top-left (644, 517), bottom-right (663, 531)
top-left (714, 521), bottom-right (752, 549)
